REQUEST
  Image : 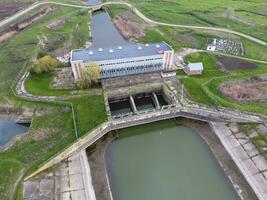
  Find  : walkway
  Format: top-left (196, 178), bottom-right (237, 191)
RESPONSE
top-left (24, 101), bottom-right (267, 181)
top-left (210, 122), bottom-right (267, 200)
top-left (23, 150), bottom-right (96, 200)
top-left (0, 1), bottom-right (266, 48)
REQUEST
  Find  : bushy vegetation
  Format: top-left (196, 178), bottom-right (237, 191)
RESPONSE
top-left (77, 64), bottom-right (100, 89)
top-left (30, 55), bottom-right (59, 74)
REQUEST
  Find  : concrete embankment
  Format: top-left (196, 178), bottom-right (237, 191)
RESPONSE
top-left (210, 122), bottom-right (267, 200)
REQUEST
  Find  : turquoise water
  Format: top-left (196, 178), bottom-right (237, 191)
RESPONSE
top-left (0, 120), bottom-right (29, 145)
top-left (106, 120), bottom-right (238, 200)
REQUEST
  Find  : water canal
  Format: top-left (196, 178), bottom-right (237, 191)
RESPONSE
top-left (105, 120), bottom-right (239, 200)
top-left (0, 120), bottom-right (28, 146)
top-left (87, 2), bottom-right (240, 199)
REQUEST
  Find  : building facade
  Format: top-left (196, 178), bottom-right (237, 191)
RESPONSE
top-left (70, 42), bottom-right (174, 81)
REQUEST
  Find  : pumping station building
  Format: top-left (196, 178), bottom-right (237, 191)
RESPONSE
top-left (70, 42), bottom-right (174, 81)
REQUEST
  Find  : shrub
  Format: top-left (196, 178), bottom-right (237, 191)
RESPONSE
top-left (31, 55), bottom-right (59, 74)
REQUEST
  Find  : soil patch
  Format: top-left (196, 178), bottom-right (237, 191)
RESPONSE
top-left (217, 57), bottom-right (257, 70)
top-left (113, 11), bottom-right (145, 40)
top-left (47, 18), bottom-right (69, 30)
top-left (0, 3), bottom-right (31, 21)
top-left (0, 7), bottom-right (53, 43)
top-left (219, 75), bottom-right (267, 102)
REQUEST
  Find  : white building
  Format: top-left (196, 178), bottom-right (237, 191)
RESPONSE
top-left (184, 62), bottom-right (203, 75)
top-left (70, 42), bottom-right (174, 81)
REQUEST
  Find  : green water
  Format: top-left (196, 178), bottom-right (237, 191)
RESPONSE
top-left (105, 120), bottom-right (238, 200)
top-left (135, 96), bottom-right (155, 111)
top-left (110, 100), bottom-right (132, 116)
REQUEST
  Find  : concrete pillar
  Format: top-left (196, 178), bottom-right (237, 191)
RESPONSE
top-left (152, 93), bottom-right (160, 109)
top-left (129, 96), bottom-right (138, 113)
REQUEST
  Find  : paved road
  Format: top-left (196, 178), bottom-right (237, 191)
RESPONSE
top-left (0, 1), bottom-right (266, 48)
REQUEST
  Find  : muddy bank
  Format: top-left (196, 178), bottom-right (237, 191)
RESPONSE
top-left (86, 132), bottom-right (116, 200)
top-left (112, 11), bottom-right (145, 41)
top-left (0, 7), bottom-right (53, 43)
top-left (86, 118), bottom-right (257, 200)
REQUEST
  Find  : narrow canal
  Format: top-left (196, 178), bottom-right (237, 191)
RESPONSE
top-left (105, 120), bottom-right (239, 200)
top-left (0, 120), bottom-right (28, 146)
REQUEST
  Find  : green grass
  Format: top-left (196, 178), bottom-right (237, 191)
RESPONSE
top-left (179, 52), bottom-right (267, 115)
top-left (0, 5), bottom-right (89, 101)
top-left (0, 4), bottom-right (106, 200)
top-left (178, 52), bottom-right (224, 105)
top-left (126, 0), bottom-right (267, 42)
top-left (25, 73), bottom-right (72, 96)
top-left (69, 96), bottom-right (107, 137)
top-left (0, 106), bottom-right (75, 200)
top-left (106, 5), bottom-right (267, 62)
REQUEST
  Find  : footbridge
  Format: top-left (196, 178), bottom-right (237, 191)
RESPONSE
top-left (25, 104), bottom-right (266, 180)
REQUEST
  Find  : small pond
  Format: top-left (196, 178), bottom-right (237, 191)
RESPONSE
top-left (0, 120), bottom-right (29, 146)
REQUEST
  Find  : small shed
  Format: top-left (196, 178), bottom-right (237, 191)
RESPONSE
top-left (184, 62), bottom-right (203, 75)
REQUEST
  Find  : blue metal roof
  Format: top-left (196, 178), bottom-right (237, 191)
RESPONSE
top-left (71, 42), bottom-right (172, 62)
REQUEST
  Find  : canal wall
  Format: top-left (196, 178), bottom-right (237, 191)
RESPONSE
top-left (210, 122), bottom-right (267, 200)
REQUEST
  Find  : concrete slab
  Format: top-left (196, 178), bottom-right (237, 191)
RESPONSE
top-left (257, 124), bottom-right (267, 135)
top-left (62, 191), bottom-right (72, 200)
top-left (69, 174), bottom-right (84, 191)
top-left (238, 138), bottom-right (249, 145)
top-left (59, 175), bottom-right (71, 193)
top-left (242, 159), bottom-right (259, 175)
top-left (248, 130), bottom-right (258, 138)
top-left (263, 171), bottom-right (267, 179)
top-left (68, 159), bottom-right (82, 175)
top-left (24, 181), bottom-right (38, 199)
top-left (235, 133), bottom-right (248, 139)
top-left (71, 190), bottom-right (87, 200)
top-left (252, 156), bottom-right (267, 171)
top-left (243, 143), bottom-right (259, 157)
top-left (226, 135), bottom-right (241, 148)
top-left (55, 163), bottom-right (69, 176)
top-left (232, 146), bottom-right (249, 161)
top-left (253, 173), bottom-right (267, 193)
top-left (228, 123), bottom-right (239, 133)
top-left (40, 179), bottom-right (53, 197)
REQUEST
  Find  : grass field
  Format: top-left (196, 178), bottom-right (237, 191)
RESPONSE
top-left (105, 4), bottom-right (267, 62)
top-left (126, 0), bottom-right (267, 42)
top-left (178, 52), bottom-right (267, 115)
top-left (0, 4), bottom-right (90, 101)
top-left (0, 3), bottom-right (107, 200)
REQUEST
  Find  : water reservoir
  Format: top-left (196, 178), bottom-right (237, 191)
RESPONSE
top-left (106, 120), bottom-right (238, 200)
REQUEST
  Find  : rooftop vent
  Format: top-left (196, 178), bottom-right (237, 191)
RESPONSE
top-left (98, 48), bottom-right (103, 52)
top-left (109, 49), bottom-right (114, 53)
top-left (156, 44), bottom-right (160, 48)
top-left (145, 44), bottom-right (149, 47)
top-left (118, 46), bottom-right (123, 50)
top-left (138, 46), bottom-right (142, 50)
top-left (89, 51), bottom-right (94, 55)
